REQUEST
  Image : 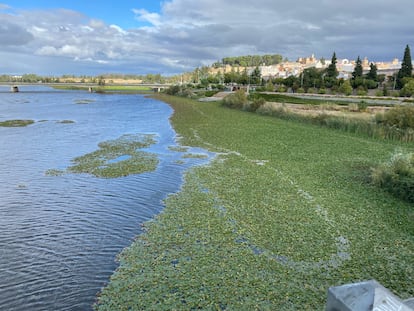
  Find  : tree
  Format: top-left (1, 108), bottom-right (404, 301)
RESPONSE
top-left (326, 52), bottom-right (338, 79)
top-left (367, 62), bottom-right (378, 81)
top-left (352, 56), bottom-right (363, 80)
top-left (396, 45), bottom-right (413, 89)
top-left (400, 78), bottom-right (414, 97)
top-left (302, 67), bottom-right (323, 89)
top-left (324, 52), bottom-right (339, 88)
top-left (351, 56), bottom-right (364, 88)
top-left (250, 66), bottom-right (262, 85)
top-left (238, 69), bottom-right (249, 85)
top-left (97, 76), bottom-right (106, 86)
top-left (338, 80), bottom-right (352, 96)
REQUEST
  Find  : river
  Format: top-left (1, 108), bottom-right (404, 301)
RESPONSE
top-left (0, 86), bottom-right (211, 310)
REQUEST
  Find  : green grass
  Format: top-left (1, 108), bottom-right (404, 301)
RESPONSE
top-left (0, 119), bottom-right (34, 127)
top-left (257, 104), bottom-right (414, 142)
top-left (95, 95), bottom-right (413, 310)
top-left (100, 85), bottom-right (152, 92)
top-left (249, 93), bottom-right (354, 106)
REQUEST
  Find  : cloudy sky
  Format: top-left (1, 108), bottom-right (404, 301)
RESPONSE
top-left (1, 1), bottom-right (413, 76)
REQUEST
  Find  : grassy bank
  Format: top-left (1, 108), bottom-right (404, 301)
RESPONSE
top-left (95, 95), bottom-right (413, 310)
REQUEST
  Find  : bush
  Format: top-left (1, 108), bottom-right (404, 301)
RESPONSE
top-left (276, 86), bottom-right (286, 92)
top-left (356, 86), bottom-right (368, 96)
top-left (245, 97), bottom-right (266, 112)
top-left (379, 105), bottom-right (414, 129)
top-left (264, 82), bottom-right (275, 92)
top-left (400, 79), bottom-right (414, 97)
top-left (371, 151), bottom-right (414, 202)
top-left (348, 103), bottom-right (359, 112)
top-left (222, 90), bottom-right (248, 109)
top-left (165, 85), bottom-right (181, 95)
top-left (338, 80), bottom-right (352, 95)
top-left (358, 100), bottom-right (368, 112)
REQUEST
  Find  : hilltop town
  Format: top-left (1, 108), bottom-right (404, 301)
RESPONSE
top-left (207, 54), bottom-right (401, 81)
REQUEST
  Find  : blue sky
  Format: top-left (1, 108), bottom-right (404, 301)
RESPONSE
top-left (6, 1), bottom-right (161, 28)
top-left (1, 1), bottom-right (413, 76)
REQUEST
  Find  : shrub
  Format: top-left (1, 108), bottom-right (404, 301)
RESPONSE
top-left (379, 105), bottom-right (414, 129)
top-left (222, 90), bottom-right (248, 109)
top-left (358, 100), bottom-right (368, 112)
top-left (371, 151), bottom-right (414, 202)
top-left (356, 86), bottom-right (368, 96)
top-left (264, 82), bottom-right (275, 92)
top-left (276, 86), bottom-right (286, 92)
top-left (245, 97), bottom-right (266, 112)
top-left (348, 103), bottom-right (359, 112)
top-left (165, 85), bottom-right (181, 95)
top-left (400, 79), bottom-right (414, 97)
top-left (338, 80), bottom-right (352, 95)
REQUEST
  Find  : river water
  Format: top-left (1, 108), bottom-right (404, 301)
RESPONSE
top-left (0, 86), bottom-right (210, 310)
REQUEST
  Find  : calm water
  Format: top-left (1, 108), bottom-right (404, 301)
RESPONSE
top-left (0, 86), bottom-right (211, 310)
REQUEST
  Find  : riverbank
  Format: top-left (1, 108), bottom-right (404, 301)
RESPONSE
top-left (95, 95), bottom-right (413, 310)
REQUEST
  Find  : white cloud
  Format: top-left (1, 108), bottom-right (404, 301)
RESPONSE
top-left (89, 19), bottom-right (105, 29)
top-left (36, 46), bottom-right (58, 55)
top-left (132, 8), bottom-right (161, 27)
top-left (109, 24), bottom-right (127, 35)
top-left (0, 3), bottom-right (10, 10)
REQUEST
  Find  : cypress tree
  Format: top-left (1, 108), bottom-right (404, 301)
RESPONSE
top-left (352, 56), bottom-right (363, 80)
top-left (396, 45), bottom-right (413, 89)
top-left (326, 52), bottom-right (338, 78)
top-left (367, 62), bottom-right (378, 81)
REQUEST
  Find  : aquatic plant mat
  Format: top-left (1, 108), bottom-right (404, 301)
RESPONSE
top-left (47, 134), bottom-right (158, 178)
top-left (95, 96), bottom-right (413, 310)
top-left (0, 119), bottom-right (34, 127)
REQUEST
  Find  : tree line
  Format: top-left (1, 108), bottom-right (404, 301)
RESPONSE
top-left (213, 54), bottom-right (284, 67)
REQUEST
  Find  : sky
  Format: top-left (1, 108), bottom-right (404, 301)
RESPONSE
top-left (1, 1), bottom-right (413, 76)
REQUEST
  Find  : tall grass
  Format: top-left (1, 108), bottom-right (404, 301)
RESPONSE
top-left (371, 150), bottom-right (414, 202)
top-left (257, 104), bottom-right (414, 142)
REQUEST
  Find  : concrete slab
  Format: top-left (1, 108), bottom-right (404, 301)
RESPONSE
top-left (326, 280), bottom-right (413, 311)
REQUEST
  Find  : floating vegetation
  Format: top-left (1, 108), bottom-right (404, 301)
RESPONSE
top-left (168, 145), bottom-right (189, 152)
top-left (57, 120), bottom-right (75, 124)
top-left (45, 169), bottom-right (65, 176)
top-left (47, 134), bottom-right (159, 178)
top-left (182, 152), bottom-right (209, 159)
top-left (0, 119), bottom-right (34, 127)
top-left (74, 99), bottom-right (95, 104)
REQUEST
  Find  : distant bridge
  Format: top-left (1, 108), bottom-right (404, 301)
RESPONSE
top-left (1, 82), bottom-right (172, 93)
